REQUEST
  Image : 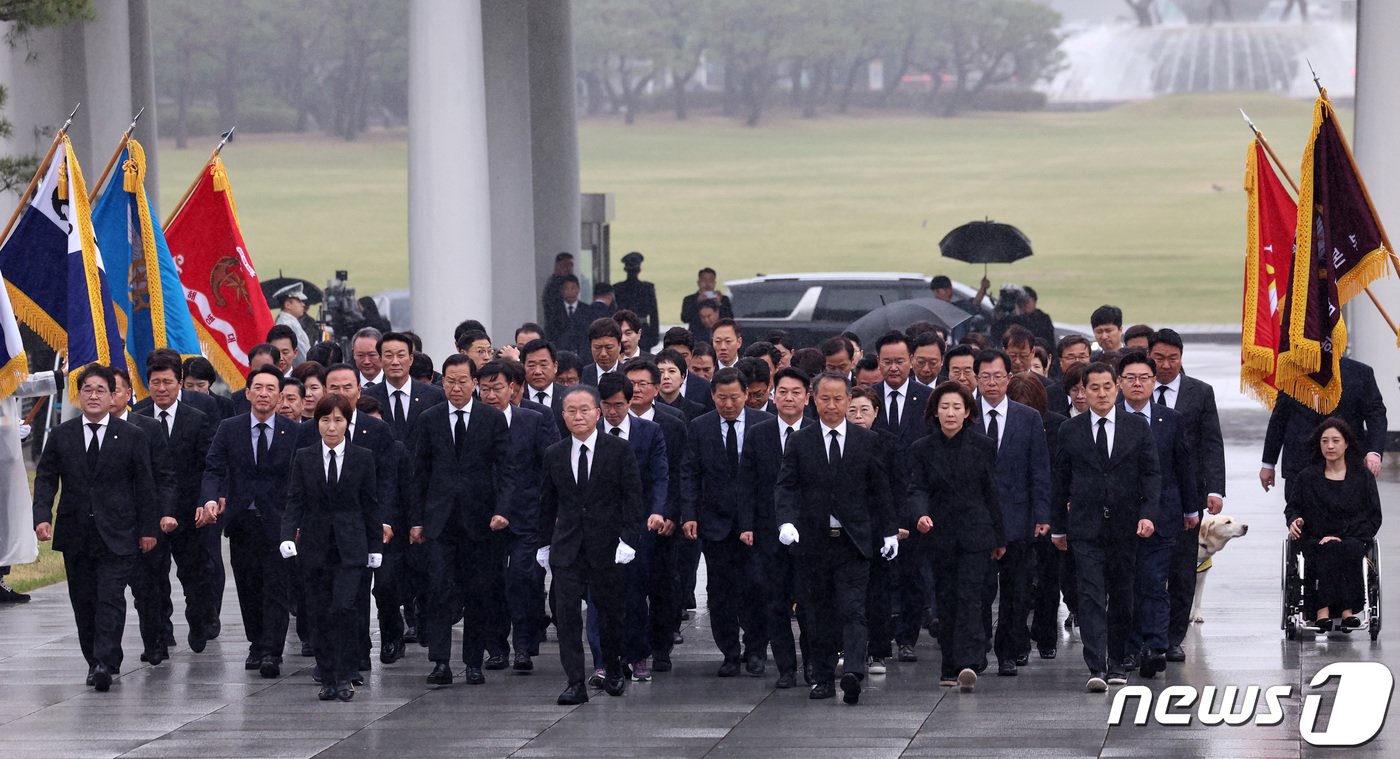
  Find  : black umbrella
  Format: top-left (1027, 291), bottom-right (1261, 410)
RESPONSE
top-left (939, 220), bottom-right (1033, 277)
top-left (845, 297), bottom-right (972, 348)
top-left (261, 275), bottom-right (325, 306)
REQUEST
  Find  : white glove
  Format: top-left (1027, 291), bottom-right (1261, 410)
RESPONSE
top-left (536, 545), bottom-right (551, 568)
top-left (615, 539), bottom-right (636, 565)
top-left (18, 423), bottom-right (31, 441)
top-left (880, 535), bottom-right (899, 561)
top-left (367, 553), bottom-right (382, 569)
top-left (278, 540), bottom-right (297, 559)
top-left (778, 523), bottom-right (800, 546)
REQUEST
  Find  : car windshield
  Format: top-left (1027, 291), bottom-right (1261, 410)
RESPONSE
top-left (731, 286), bottom-right (807, 318)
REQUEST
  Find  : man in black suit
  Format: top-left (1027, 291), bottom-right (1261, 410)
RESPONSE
top-left (679, 267), bottom-right (734, 335)
top-left (366, 331), bottom-right (446, 442)
top-left (537, 385), bottom-right (644, 704)
top-left (614, 310), bottom-right (654, 364)
top-left (680, 368), bottom-right (773, 677)
top-left (477, 360), bottom-right (557, 671)
top-left (1147, 329), bottom-right (1226, 662)
top-left (738, 366), bottom-right (813, 689)
top-left (137, 353), bottom-right (216, 654)
top-left (522, 338), bottom-right (570, 429)
top-left (775, 372), bottom-right (896, 705)
top-left (33, 364), bottom-right (158, 691)
top-left (201, 366), bottom-right (302, 677)
top-left (1050, 362), bottom-right (1160, 692)
top-left (408, 354), bottom-right (513, 686)
top-left (972, 348), bottom-right (1051, 677)
top-left (1260, 355), bottom-right (1387, 496)
top-left (545, 274), bottom-right (591, 356)
top-left (580, 318), bottom-right (624, 386)
top-left (133, 349), bottom-right (224, 428)
top-left (1116, 352), bottom-right (1197, 678)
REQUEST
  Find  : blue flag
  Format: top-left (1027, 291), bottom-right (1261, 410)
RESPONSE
top-left (0, 135), bottom-right (127, 398)
top-left (92, 139), bottom-right (202, 389)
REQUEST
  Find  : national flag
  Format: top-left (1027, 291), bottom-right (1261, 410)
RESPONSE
top-left (0, 135), bottom-right (127, 397)
top-left (164, 156), bottom-right (274, 391)
top-left (1240, 139), bottom-right (1297, 408)
top-left (1276, 94), bottom-right (1394, 414)
top-left (91, 139), bottom-right (203, 390)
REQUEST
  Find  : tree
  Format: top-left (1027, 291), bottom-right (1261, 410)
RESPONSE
top-left (924, 0), bottom-right (1063, 117)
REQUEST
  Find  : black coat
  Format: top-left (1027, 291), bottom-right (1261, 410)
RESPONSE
top-left (739, 417), bottom-right (798, 553)
top-left (136, 402), bottom-right (213, 525)
top-left (539, 433), bottom-right (643, 568)
top-left (200, 413), bottom-right (301, 542)
top-left (295, 412), bottom-right (398, 526)
top-left (1264, 358), bottom-right (1388, 480)
top-left (122, 412), bottom-right (177, 522)
top-left (1284, 462), bottom-right (1382, 542)
top-left (409, 401), bottom-right (513, 540)
top-left (505, 404), bottom-right (557, 538)
top-left (600, 417), bottom-right (670, 520)
top-left (1120, 402), bottom-right (1197, 520)
top-left (1050, 410), bottom-right (1161, 542)
top-left (133, 389), bottom-right (224, 429)
top-left (681, 408), bottom-right (773, 541)
top-left (647, 404), bottom-right (689, 520)
top-left (33, 416), bottom-right (158, 556)
top-left (872, 379), bottom-right (932, 448)
top-left (1171, 373), bottom-right (1227, 503)
top-left (982, 399), bottom-right (1052, 541)
top-left (281, 444), bottom-right (380, 568)
top-left (364, 379), bottom-right (446, 442)
top-left (908, 427), bottom-right (1004, 553)
top-left (774, 422), bottom-right (895, 560)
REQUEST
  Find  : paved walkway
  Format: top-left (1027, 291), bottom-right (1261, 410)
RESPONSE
top-left (1, 345), bottom-right (1396, 757)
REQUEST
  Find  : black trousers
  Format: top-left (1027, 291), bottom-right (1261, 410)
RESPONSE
top-left (130, 534), bottom-right (173, 651)
top-left (1029, 538), bottom-right (1063, 648)
top-left (798, 533), bottom-right (869, 683)
top-left (1130, 529), bottom-right (1175, 654)
top-left (763, 546), bottom-right (805, 675)
top-left (1305, 537), bottom-right (1368, 615)
top-left (894, 534), bottom-right (931, 647)
top-left (485, 530), bottom-right (543, 657)
top-left (932, 544), bottom-right (989, 678)
top-left (226, 513), bottom-right (291, 658)
top-left (701, 534), bottom-right (748, 661)
top-left (553, 559), bottom-right (625, 684)
top-left (304, 561), bottom-right (366, 687)
top-left (425, 525), bottom-right (504, 666)
top-left (167, 525), bottom-right (214, 638)
top-left (866, 551), bottom-right (894, 659)
top-left (201, 519), bottom-right (226, 623)
top-left (61, 524), bottom-right (135, 672)
top-left (675, 536), bottom-right (701, 611)
top-left (989, 540), bottom-right (1033, 665)
top-left (1167, 521), bottom-right (1200, 646)
top-left (647, 533), bottom-right (679, 657)
top-left (1072, 536), bottom-right (1136, 675)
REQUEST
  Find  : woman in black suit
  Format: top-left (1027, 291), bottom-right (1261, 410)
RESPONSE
top-left (1286, 417), bottom-right (1382, 632)
top-left (909, 382), bottom-right (1004, 692)
top-left (280, 393), bottom-right (380, 701)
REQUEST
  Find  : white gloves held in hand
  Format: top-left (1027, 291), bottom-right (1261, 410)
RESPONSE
top-left (880, 535), bottom-right (899, 561)
top-left (367, 553), bottom-right (382, 569)
top-left (778, 523), bottom-right (800, 546)
top-left (278, 540), bottom-right (297, 559)
top-left (615, 539), bottom-right (636, 565)
top-left (536, 545), bottom-right (551, 568)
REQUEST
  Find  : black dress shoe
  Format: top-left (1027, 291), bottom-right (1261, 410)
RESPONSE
top-left (997, 661), bottom-right (1017, 677)
top-left (716, 659), bottom-right (741, 677)
top-left (464, 667), bottom-right (485, 685)
top-left (336, 683), bottom-right (355, 701)
top-left (318, 684), bottom-right (337, 701)
top-left (188, 630), bottom-right (207, 654)
top-left (775, 671), bottom-right (796, 689)
top-left (1139, 652), bottom-right (1166, 679)
top-left (0, 579), bottom-right (31, 603)
top-left (651, 654), bottom-right (672, 672)
top-left (680, 609), bottom-right (692, 621)
top-left (352, 671), bottom-right (364, 686)
top-left (162, 631), bottom-right (177, 648)
top-left (244, 652), bottom-right (262, 670)
top-left (484, 653), bottom-right (509, 670)
top-left (312, 665), bottom-right (324, 684)
top-left (512, 652), bottom-right (534, 671)
top-left (558, 681), bottom-right (589, 705)
top-left (145, 646), bottom-right (166, 666)
top-left (299, 641), bottom-right (314, 657)
top-left (803, 663), bottom-right (814, 685)
top-left (1165, 644), bottom-right (1185, 662)
top-left (1340, 615), bottom-right (1362, 630)
top-left (809, 681), bottom-right (835, 699)
top-left (745, 652), bottom-right (766, 676)
top-left (260, 656), bottom-right (281, 679)
top-left (380, 639), bottom-right (402, 664)
top-left (840, 672), bottom-right (861, 704)
top-left (1038, 647), bottom-right (1057, 660)
top-left (1015, 653), bottom-right (1030, 667)
top-left (92, 664), bottom-right (113, 692)
top-left (86, 665), bottom-right (97, 687)
top-left (427, 661), bottom-right (453, 685)
top-left (401, 626), bottom-right (418, 644)
top-left (604, 669), bottom-right (627, 697)
top-left (205, 619), bottom-right (222, 640)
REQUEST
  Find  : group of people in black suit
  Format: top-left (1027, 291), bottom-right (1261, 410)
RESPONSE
top-left (28, 293), bottom-right (1386, 703)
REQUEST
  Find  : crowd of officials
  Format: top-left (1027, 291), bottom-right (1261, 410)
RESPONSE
top-left (28, 262), bottom-right (1386, 704)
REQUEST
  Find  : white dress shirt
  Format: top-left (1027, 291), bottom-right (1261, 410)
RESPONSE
top-left (980, 395), bottom-right (1009, 448)
top-left (447, 398), bottom-right (473, 442)
top-left (532, 384), bottom-right (554, 408)
top-left (83, 414), bottom-right (111, 449)
top-left (571, 430), bottom-right (600, 483)
top-left (322, 440), bottom-right (347, 478)
top-left (385, 377), bottom-right (413, 418)
top-left (605, 414), bottom-right (631, 440)
top-left (779, 417), bottom-right (804, 453)
top-left (720, 413), bottom-right (746, 457)
top-left (153, 398), bottom-right (179, 434)
top-left (1153, 373), bottom-right (1182, 409)
top-left (1089, 407), bottom-right (1117, 455)
top-left (820, 420), bottom-right (848, 528)
top-left (884, 378), bottom-right (912, 424)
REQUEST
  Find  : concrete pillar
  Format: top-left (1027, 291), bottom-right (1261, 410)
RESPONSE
top-left (64, 1), bottom-right (134, 178)
top-left (526, 0), bottom-right (582, 301)
top-left (408, 0), bottom-right (494, 360)
top-left (128, 0), bottom-right (159, 214)
top-left (481, 0), bottom-right (539, 340)
top-left (1348, 0), bottom-right (1400, 448)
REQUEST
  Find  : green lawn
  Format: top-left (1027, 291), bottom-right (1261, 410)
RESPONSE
top-left (151, 93), bottom-right (1340, 329)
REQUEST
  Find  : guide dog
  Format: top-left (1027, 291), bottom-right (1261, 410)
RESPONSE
top-left (1190, 514), bottom-right (1250, 623)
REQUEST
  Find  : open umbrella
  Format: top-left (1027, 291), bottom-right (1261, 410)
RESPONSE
top-left (845, 297), bottom-right (972, 348)
top-left (261, 274), bottom-right (325, 306)
top-left (939, 219), bottom-right (1033, 278)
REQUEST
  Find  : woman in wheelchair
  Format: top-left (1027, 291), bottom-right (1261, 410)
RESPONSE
top-left (1285, 418), bottom-right (1382, 632)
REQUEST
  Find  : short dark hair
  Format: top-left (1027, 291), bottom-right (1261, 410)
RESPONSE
top-left (1023, 285), bottom-right (1039, 301)
top-left (323, 362), bottom-right (359, 383)
top-left (841, 331), bottom-right (863, 349)
top-left (266, 324), bottom-right (297, 346)
top-left (409, 353), bottom-right (435, 382)
top-left (765, 331), bottom-right (794, 351)
top-left (811, 371), bottom-right (851, 396)
top-left (401, 331), bottom-right (425, 352)
top-left (711, 367), bottom-right (744, 391)
top-left (559, 273), bottom-right (580, 286)
top-left (711, 317), bottom-right (740, 336)
top-left (690, 342), bottom-right (715, 360)
top-left (773, 366), bottom-right (811, 389)
top-left (1148, 328), bottom-right (1185, 353)
top-left (1116, 350), bottom-right (1156, 376)
top-left (593, 281), bottom-right (613, 297)
top-left (356, 395), bottom-right (381, 416)
top-left (587, 317), bottom-right (622, 343)
top-left (292, 361), bottom-right (325, 386)
top-left (698, 267), bottom-right (716, 277)
top-left (183, 356), bottom-right (217, 385)
top-left (456, 329), bottom-right (490, 351)
top-left (1082, 361), bottom-right (1117, 384)
top-left (248, 343), bottom-right (279, 364)
top-left (1002, 325), bottom-right (1034, 349)
top-left (624, 359), bottom-right (661, 384)
top-left (820, 336), bottom-right (854, 361)
top-left (521, 338), bottom-right (557, 363)
top-left (944, 344), bottom-right (977, 364)
top-left (500, 358), bottom-right (526, 386)
top-left (1056, 334), bottom-right (1093, 357)
top-left (875, 330), bottom-right (913, 355)
top-left (1062, 362), bottom-right (1089, 391)
top-left (515, 322), bottom-right (544, 340)
top-left (280, 376), bottom-right (305, 396)
top-left (913, 332), bottom-right (946, 355)
top-left (453, 320), bottom-right (486, 343)
top-left (598, 372), bottom-right (633, 402)
top-left (696, 299), bottom-right (720, 314)
top-left (789, 348), bottom-right (825, 377)
top-left (441, 353), bottom-right (478, 378)
top-left (1123, 324), bottom-right (1155, 344)
top-left (656, 349), bottom-right (688, 376)
top-left (246, 365), bottom-right (283, 387)
top-left (854, 355), bottom-right (880, 377)
top-left (1090, 305), bottom-right (1123, 329)
top-left (146, 353), bottom-right (183, 381)
top-left (378, 331), bottom-right (415, 354)
top-left (475, 360), bottom-right (510, 384)
top-left (743, 341), bottom-right (782, 365)
top-left (314, 392), bottom-right (354, 421)
top-left (307, 341), bottom-right (343, 366)
top-left (974, 348), bottom-right (1011, 375)
top-left (735, 356), bottom-right (771, 386)
top-left (924, 381), bottom-right (976, 428)
top-left (930, 275), bottom-right (953, 290)
top-left (612, 309), bottom-right (642, 334)
top-left (111, 365), bottom-right (133, 390)
top-left (662, 327), bottom-right (694, 350)
top-left (556, 350), bottom-right (583, 376)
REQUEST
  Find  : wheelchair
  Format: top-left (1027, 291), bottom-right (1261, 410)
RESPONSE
top-left (1281, 537), bottom-right (1382, 641)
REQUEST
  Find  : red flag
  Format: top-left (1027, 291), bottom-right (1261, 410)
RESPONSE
top-left (1240, 140), bottom-right (1296, 408)
top-left (164, 157), bottom-right (274, 391)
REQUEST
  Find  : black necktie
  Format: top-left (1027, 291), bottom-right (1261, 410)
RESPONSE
top-left (577, 443), bottom-right (589, 485)
top-left (725, 419), bottom-right (739, 470)
top-left (255, 422), bottom-right (269, 464)
top-left (159, 410), bottom-right (171, 440)
top-left (536, 391), bottom-right (547, 405)
top-left (828, 429), bottom-right (841, 465)
top-left (327, 449), bottom-right (338, 485)
top-left (86, 423), bottom-right (101, 470)
top-left (783, 425), bottom-right (793, 451)
top-left (1156, 386), bottom-right (1168, 407)
top-left (611, 426), bottom-right (623, 437)
top-left (392, 391), bottom-right (406, 427)
top-left (888, 390), bottom-right (901, 431)
top-left (454, 410), bottom-right (467, 456)
top-left (986, 409), bottom-right (999, 449)
top-left (1096, 418), bottom-right (1109, 460)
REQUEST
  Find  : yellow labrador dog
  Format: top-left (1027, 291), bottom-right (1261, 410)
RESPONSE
top-left (1191, 514), bottom-right (1250, 623)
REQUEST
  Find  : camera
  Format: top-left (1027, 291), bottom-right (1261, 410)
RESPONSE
top-left (320, 270), bottom-right (364, 350)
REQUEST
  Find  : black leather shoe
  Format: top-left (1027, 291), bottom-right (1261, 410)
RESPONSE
top-left (0, 579), bottom-right (30, 603)
top-left (716, 659), bottom-right (741, 677)
top-left (85, 665), bottom-right (96, 687)
top-left (145, 646), bottom-right (167, 666)
top-left (1015, 653), bottom-right (1030, 667)
top-left (259, 656), bottom-right (281, 679)
top-left (336, 682), bottom-right (355, 701)
top-left (809, 681), bottom-right (835, 699)
top-left (188, 629), bottom-right (207, 654)
top-left (380, 639), bottom-right (402, 664)
top-left (484, 653), bottom-right (509, 670)
top-left (92, 664), bottom-right (113, 692)
top-left (205, 619), bottom-right (221, 640)
top-left (1038, 647), bottom-right (1057, 659)
top-left (803, 663), bottom-right (814, 684)
top-left (401, 626), bottom-right (418, 644)
top-left (840, 672), bottom-right (861, 704)
top-left (427, 661), bottom-right (453, 685)
top-left (604, 668), bottom-right (627, 697)
top-left (244, 652), bottom-right (262, 670)
top-left (1165, 644), bottom-right (1185, 662)
top-left (745, 652), bottom-right (766, 676)
top-left (512, 652), bottom-right (533, 671)
top-left (318, 684), bottom-right (336, 701)
top-left (1140, 652), bottom-right (1166, 679)
top-left (897, 644), bottom-right (918, 662)
top-left (558, 681), bottom-right (589, 705)
top-left (312, 664), bottom-right (324, 685)
top-left (651, 654), bottom-right (672, 672)
top-left (163, 631), bottom-right (176, 647)
top-left (352, 672), bottom-right (364, 686)
top-left (464, 667), bottom-right (485, 685)
top-left (775, 671), bottom-right (796, 689)
top-left (997, 661), bottom-right (1017, 676)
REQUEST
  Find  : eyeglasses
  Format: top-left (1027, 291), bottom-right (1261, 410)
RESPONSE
top-left (1120, 373), bottom-right (1154, 385)
top-left (977, 372), bottom-right (1008, 382)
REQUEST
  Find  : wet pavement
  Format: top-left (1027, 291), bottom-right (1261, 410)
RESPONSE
top-left (1, 343), bottom-right (1396, 757)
